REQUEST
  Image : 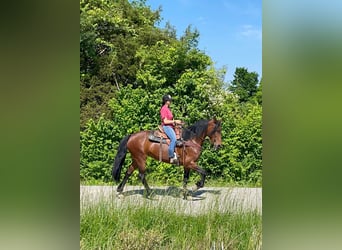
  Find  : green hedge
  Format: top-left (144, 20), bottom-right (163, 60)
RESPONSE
top-left (80, 90), bottom-right (262, 186)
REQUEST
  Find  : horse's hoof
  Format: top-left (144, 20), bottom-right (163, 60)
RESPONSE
top-left (146, 192), bottom-right (157, 200)
top-left (191, 186), bottom-right (199, 192)
top-left (117, 192), bottom-right (124, 199)
top-left (182, 189), bottom-right (189, 199)
top-left (184, 195), bottom-right (194, 201)
top-left (144, 190), bottom-right (154, 198)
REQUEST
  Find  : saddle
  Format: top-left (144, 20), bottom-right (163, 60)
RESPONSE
top-left (148, 125), bottom-right (183, 147)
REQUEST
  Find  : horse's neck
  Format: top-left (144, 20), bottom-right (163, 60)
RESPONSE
top-left (192, 134), bottom-right (205, 146)
top-left (183, 128), bottom-right (206, 146)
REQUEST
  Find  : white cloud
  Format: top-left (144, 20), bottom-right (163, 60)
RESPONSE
top-left (239, 25), bottom-right (262, 40)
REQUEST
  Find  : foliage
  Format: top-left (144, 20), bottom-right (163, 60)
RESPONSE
top-left (255, 77), bottom-right (263, 105)
top-left (229, 67), bottom-right (259, 102)
top-left (80, 0), bottom-right (168, 128)
top-left (80, 116), bottom-right (116, 182)
top-left (80, 89), bottom-right (262, 185)
top-left (196, 93), bottom-right (262, 185)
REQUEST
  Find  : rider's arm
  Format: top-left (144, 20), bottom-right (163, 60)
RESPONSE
top-left (163, 118), bottom-right (176, 125)
top-left (163, 118), bottom-right (182, 125)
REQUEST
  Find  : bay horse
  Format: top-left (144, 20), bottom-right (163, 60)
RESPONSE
top-left (112, 118), bottom-right (222, 198)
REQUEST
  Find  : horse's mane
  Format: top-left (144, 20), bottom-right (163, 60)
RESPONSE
top-left (182, 119), bottom-right (209, 140)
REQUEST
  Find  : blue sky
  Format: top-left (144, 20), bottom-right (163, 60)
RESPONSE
top-left (146, 0), bottom-right (262, 83)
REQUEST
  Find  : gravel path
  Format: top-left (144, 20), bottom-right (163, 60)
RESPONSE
top-left (80, 185), bottom-right (262, 215)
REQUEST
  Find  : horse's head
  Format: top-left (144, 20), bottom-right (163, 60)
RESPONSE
top-left (207, 118), bottom-right (222, 150)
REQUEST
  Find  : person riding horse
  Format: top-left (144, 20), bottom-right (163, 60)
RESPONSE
top-left (113, 116), bottom-right (222, 198)
top-left (160, 95), bottom-right (183, 164)
top-left (112, 95), bottom-right (222, 199)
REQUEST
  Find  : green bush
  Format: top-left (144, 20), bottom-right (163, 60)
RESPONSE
top-left (80, 116), bottom-right (116, 182)
top-left (80, 89), bottom-right (262, 186)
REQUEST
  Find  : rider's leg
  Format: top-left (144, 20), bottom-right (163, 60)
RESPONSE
top-left (163, 125), bottom-right (177, 161)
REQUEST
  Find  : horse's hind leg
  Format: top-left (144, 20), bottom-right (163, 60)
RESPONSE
top-left (117, 164), bottom-right (136, 193)
top-left (139, 172), bottom-right (152, 197)
top-left (182, 168), bottom-right (190, 199)
top-left (135, 157), bottom-right (152, 197)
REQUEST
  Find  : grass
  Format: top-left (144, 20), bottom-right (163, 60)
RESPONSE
top-left (80, 195), bottom-right (262, 249)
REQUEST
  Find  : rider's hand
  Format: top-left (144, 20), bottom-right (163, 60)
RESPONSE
top-left (174, 120), bottom-right (183, 125)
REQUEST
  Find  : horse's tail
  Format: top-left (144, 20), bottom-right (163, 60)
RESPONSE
top-left (112, 135), bottom-right (131, 183)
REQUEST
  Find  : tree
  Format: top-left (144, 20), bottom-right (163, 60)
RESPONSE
top-left (80, 0), bottom-right (170, 128)
top-left (255, 77), bottom-right (262, 105)
top-left (229, 67), bottom-right (259, 102)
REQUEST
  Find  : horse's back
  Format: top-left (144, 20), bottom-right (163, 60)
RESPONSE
top-left (126, 130), bottom-right (152, 153)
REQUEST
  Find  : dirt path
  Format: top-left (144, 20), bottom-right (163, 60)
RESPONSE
top-left (80, 185), bottom-right (262, 215)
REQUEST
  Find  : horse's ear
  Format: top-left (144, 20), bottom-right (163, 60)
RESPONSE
top-left (213, 117), bottom-right (222, 126)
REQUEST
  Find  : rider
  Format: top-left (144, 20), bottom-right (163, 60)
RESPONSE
top-left (160, 95), bottom-right (182, 164)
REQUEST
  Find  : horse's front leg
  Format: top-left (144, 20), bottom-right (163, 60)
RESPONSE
top-left (193, 165), bottom-right (207, 192)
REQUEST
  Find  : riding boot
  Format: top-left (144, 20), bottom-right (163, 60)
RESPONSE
top-left (170, 154), bottom-right (179, 164)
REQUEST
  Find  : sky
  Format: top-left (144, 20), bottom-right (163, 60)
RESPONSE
top-left (146, 0), bottom-right (262, 83)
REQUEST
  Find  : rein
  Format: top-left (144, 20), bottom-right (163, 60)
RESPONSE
top-left (193, 120), bottom-right (221, 145)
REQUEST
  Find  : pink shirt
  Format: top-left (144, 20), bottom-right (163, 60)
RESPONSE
top-left (160, 104), bottom-right (174, 127)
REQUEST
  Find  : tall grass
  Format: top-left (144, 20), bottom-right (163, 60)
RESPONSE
top-left (80, 197), bottom-right (262, 250)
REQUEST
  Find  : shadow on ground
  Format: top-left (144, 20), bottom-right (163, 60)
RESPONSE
top-left (119, 186), bottom-right (221, 200)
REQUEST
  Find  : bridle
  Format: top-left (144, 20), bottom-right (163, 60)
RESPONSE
top-left (196, 121), bottom-right (221, 145)
top-left (182, 120), bottom-right (221, 149)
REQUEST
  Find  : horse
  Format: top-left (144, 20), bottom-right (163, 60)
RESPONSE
top-left (112, 118), bottom-right (222, 198)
